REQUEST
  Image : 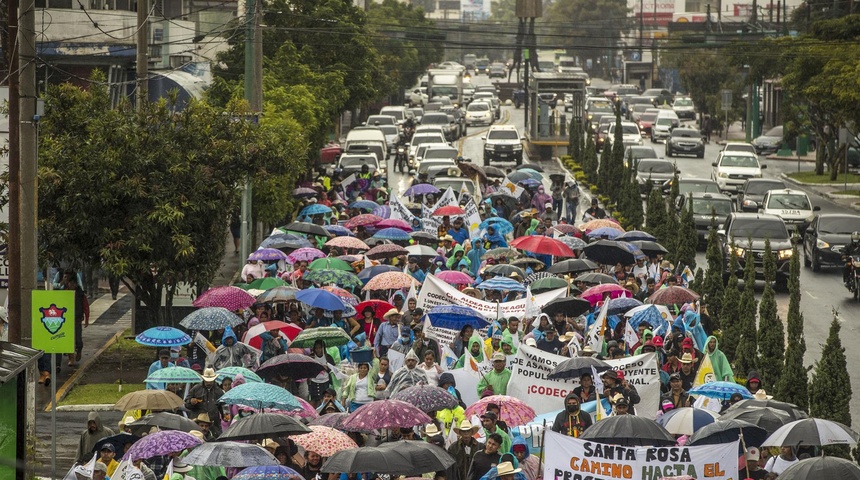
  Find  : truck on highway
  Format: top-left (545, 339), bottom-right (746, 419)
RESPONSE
top-left (427, 69), bottom-right (464, 105)
top-left (463, 54), bottom-right (477, 70)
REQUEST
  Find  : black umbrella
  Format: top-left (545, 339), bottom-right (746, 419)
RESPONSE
top-left (548, 357), bottom-right (612, 379)
top-left (583, 240), bottom-right (637, 265)
top-left (410, 231), bottom-right (439, 245)
top-left (485, 264), bottom-right (526, 278)
top-left (128, 412), bottom-right (199, 434)
top-left (511, 257), bottom-right (546, 270)
top-left (728, 398), bottom-right (808, 421)
top-left (217, 413), bottom-right (311, 441)
top-left (487, 192), bottom-right (518, 212)
top-left (484, 166), bottom-right (506, 178)
top-left (282, 221), bottom-right (331, 237)
top-left (574, 272), bottom-right (619, 285)
top-left (720, 406), bottom-right (793, 434)
top-left (91, 433), bottom-right (141, 455)
top-left (256, 353), bottom-right (328, 381)
top-left (514, 163), bottom-right (544, 172)
top-left (321, 440), bottom-right (455, 475)
top-left (688, 419), bottom-right (768, 448)
top-left (541, 297), bottom-right (592, 318)
top-left (762, 418), bottom-right (859, 447)
top-left (547, 258), bottom-right (598, 275)
top-left (779, 456), bottom-right (860, 480)
top-left (630, 240), bottom-right (669, 257)
top-left (581, 415), bottom-right (676, 447)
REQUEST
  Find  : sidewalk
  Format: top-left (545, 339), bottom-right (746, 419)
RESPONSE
top-left (781, 173), bottom-right (860, 213)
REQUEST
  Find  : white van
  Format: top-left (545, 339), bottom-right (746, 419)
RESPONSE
top-left (345, 127), bottom-right (388, 161)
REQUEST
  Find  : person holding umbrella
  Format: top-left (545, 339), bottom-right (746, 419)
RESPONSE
top-left (359, 306), bottom-right (381, 346)
top-left (309, 339), bottom-right (335, 407)
top-left (186, 368), bottom-right (225, 437)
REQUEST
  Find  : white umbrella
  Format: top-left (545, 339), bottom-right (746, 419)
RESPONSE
top-left (624, 303), bottom-right (673, 319)
top-left (655, 407), bottom-right (720, 436)
top-left (406, 244), bottom-right (438, 257)
top-left (762, 418), bottom-right (860, 447)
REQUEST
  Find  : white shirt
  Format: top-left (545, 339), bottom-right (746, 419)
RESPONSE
top-left (765, 455), bottom-right (799, 474)
top-left (354, 375), bottom-right (372, 403)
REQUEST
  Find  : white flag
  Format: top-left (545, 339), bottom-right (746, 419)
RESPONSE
top-left (592, 366), bottom-right (605, 395)
top-left (587, 300), bottom-right (609, 351)
top-left (500, 176), bottom-right (525, 198)
top-left (342, 173), bottom-right (357, 190)
top-left (524, 286), bottom-right (540, 318)
top-left (405, 283), bottom-right (418, 304)
top-left (623, 321), bottom-right (639, 351)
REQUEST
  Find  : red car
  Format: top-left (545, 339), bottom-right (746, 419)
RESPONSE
top-left (637, 112), bottom-right (658, 138)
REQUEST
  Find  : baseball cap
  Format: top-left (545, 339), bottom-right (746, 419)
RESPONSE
top-left (492, 352), bottom-right (506, 362)
top-left (481, 411), bottom-right (498, 421)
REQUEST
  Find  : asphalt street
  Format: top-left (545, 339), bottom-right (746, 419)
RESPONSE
top-left (390, 74), bottom-right (860, 426)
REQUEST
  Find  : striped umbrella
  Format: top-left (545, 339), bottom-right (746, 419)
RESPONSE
top-left (135, 327), bottom-right (192, 347)
top-left (476, 277), bottom-right (526, 292)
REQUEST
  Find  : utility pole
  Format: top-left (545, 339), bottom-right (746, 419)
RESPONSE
top-left (19, 0), bottom-right (37, 345)
top-left (7, 0), bottom-right (20, 344)
top-left (136, 0), bottom-right (149, 110)
top-left (240, 0), bottom-right (263, 262)
top-left (639, 0), bottom-right (644, 57)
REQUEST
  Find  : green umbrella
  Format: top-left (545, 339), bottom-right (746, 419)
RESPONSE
top-left (290, 327), bottom-right (353, 348)
top-left (303, 269), bottom-right (362, 288)
top-left (530, 276), bottom-right (568, 291)
top-left (309, 257), bottom-right (354, 272)
top-left (144, 366), bottom-right (202, 384)
top-left (216, 366), bottom-right (264, 384)
top-left (246, 277), bottom-right (288, 290)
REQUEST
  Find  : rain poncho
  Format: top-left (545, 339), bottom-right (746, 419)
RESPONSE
top-left (525, 219), bottom-right (540, 236)
top-left (386, 350), bottom-right (428, 395)
top-left (483, 227), bottom-right (508, 249)
top-left (467, 240), bottom-right (487, 277)
top-left (454, 336), bottom-right (485, 368)
top-left (210, 326), bottom-right (258, 370)
top-left (705, 335), bottom-right (734, 382)
top-left (500, 330), bottom-right (518, 355)
top-left (447, 245), bottom-right (471, 270)
top-left (511, 437), bottom-right (541, 480)
top-left (531, 186), bottom-right (552, 213)
top-left (76, 412), bottom-right (115, 463)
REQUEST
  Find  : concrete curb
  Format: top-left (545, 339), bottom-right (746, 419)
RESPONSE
top-left (780, 173), bottom-right (860, 213)
top-left (45, 328), bottom-right (125, 412)
top-left (54, 404), bottom-right (115, 412)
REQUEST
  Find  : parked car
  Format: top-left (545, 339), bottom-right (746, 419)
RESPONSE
top-left (665, 127), bottom-right (704, 158)
top-left (711, 151), bottom-right (765, 193)
top-left (636, 159), bottom-right (678, 194)
top-left (752, 125), bottom-right (784, 155)
top-left (736, 178), bottom-right (786, 212)
top-left (760, 188), bottom-right (818, 235)
top-left (803, 213), bottom-right (860, 271)
top-left (719, 213), bottom-right (794, 287)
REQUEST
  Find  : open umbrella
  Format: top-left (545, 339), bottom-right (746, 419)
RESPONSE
top-left (293, 187), bottom-right (318, 198)
top-left (309, 257), bottom-right (354, 272)
top-left (524, 271), bottom-right (556, 284)
top-left (128, 412), bottom-right (199, 435)
top-left (406, 244), bottom-right (438, 257)
top-left (115, 389), bottom-right (184, 411)
top-left (689, 381), bottom-right (753, 400)
top-left (540, 297), bottom-right (592, 318)
top-left (410, 231), bottom-right (439, 244)
top-left (432, 206), bottom-right (466, 216)
top-left (296, 289), bottom-right (347, 311)
top-left (476, 277), bottom-right (526, 292)
top-left (308, 413), bottom-right (374, 433)
top-left (510, 236), bottom-right (575, 257)
top-left (762, 418), bottom-right (859, 447)
top-left (319, 286), bottom-right (359, 306)
top-left (556, 236), bottom-right (588, 251)
top-left (193, 286), bottom-right (257, 311)
top-left (580, 283), bottom-right (631, 304)
top-left (728, 398), bottom-right (808, 421)
top-left (366, 244), bottom-right (409, 260)
top-left (511, 257), bottom-right (546, 270)
top-left (587, 227), bottom-right (623, 239)
top-left (256, 286), bottom-right (300, 303)
top-left (244, 321), bottom-right (303, 349)
top-left (548, 357), bottom-right (611, 379)
top-left (246, 277), bottom-right (288, 291)
top-left (630, 240), bottom-right (669, 257)
top-left (581, 415), bottom-right (675, 447)
top-left (373, 205), bottom-right (391, 219)
top-left (459, 162), bottom-right (488, 182)
top-left (358, 265), bottom-right (401, 284)
top-left (293, 425), bottom-right (359, 457)
top-left (719, 406), bottom-right (793, 434)
top-left (144, 366), bottom-right (202, 384)
top-left (392, 385), bottom-right (459, 413)
top-left (248, 248), bottom-right (291, 262)
top-left (363, 271), bottom-right (418, 291)
top-left (345, 214), bottom-right (383, 229)
top-left (580, 219), bottom-right (625, 232)
top-left (582, 240), bottom-right (638, 265)
top-left (349, 200), bottom-right (380, 211)
top-left (261, 233), bottom-right (311, 249)
top-left (517, 178), bottom-right (541, 188)
top-left (688, 419), bottom-right (768, 447)
top-left (376, 219), bottom-right (413, 232)
top-left (321, 440), bottom-right (455, 475)
top-left (91, 434), bottom-right (141, 456)
top-left (288, 248), bottom-right (326, 263)
top-left (618, 230), bottom-right (656, 242)
top-left (481, 248), bottom-right (522, 260)
top-left (325, 225), bottom-right (354, 237)
top-left (220, 382), bottom-right (302, 411)
top-left (183, 441), bottom-right (278, 467)
top-left (257, 353), bottom-right (328, 380)
top-left (135, 327), bottom-right (192, 347)
top-left (648, 286), bottom-right (701, 306)
top-left (485, 165), bottom-right (506, 177)
top-left (372, 228), bottom-right (412, 242)
top-left (527, 276), bottom-right (567, 292)
top-left (282, 221), bottom-right (331, 237)
top-left (655, 407), bottom-right (720, 436)
top-left (625, 304), bottom-right (673, 328)
top-left (464, 395), bottom-right (536, 427)
top-left (303, 269), bottom-right (362, 288)
top-left (234, 466), bottom-right (303, 480)
top-left (605, 296), bottom-right (643, 316)
top-left (216, 413), bottom-right (311, 441)
top-left (574, 272), bottom-right (619, 285)
top-left (342, 399), bottom-right (432, 430)
top-left (778, 456), bottom-right (860, 480)
top-left (355, 300), bottom-right (395, 319)
top-left (435, 270), bottom-right (474, 285)
top-left (427, 305), bottom-right (489, 330)
top-left (180, 307), bottom-right (244, 330)
top-left (125, 430), bottom-right (201, 461)
top-left (216, 366), bottom-right (264, 384)
top-left (547, 259), bottom-right (597, 275)
top-left (289, 327), bottom-right (353, 348)
top-left (485, 264), bottom-right (526, 278)
top-left (479, 217), bottom-right (514, 235)
top-left (404, 184), bottom-right (441, 196)
top-left (300, 204), bottom-right (333, 217)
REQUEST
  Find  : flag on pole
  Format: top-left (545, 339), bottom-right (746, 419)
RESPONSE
top-left (194, 332), bottom-right (216, 353)
top-left (587, 300), bottom-right (609, 352)
top-left (681, 266), bottom-right (695, 288)
top-left (693, 352), bottom-right (716, 387)
top-left (501, 177), bottom-right (525, 199)
top-left (591, 365), bottom-right (605, 395)
top-left (524, 286), bottom-right (540, 318)
top-left (405, 283), bottom-right (418, 304)
top-left (623, 321), bottom-right (639, 352)
top-left (595, 391), bottom-right (609, 421)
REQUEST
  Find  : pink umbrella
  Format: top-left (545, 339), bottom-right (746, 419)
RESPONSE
top-left (326, 237), bottom-right (370, 251)
top-left (292, 425), bottom-right (358, 457)
top-left (435, 270), bottom-right (474, 286)
top-left (342, 399), bottom-right (432, 430)
top-left (581, 283), bottom-right (632, 305)
top-left (362, 272), bottom-right (419, 291)
top-left (288, 248), bottom-right (326, 263)
top-left (345, 214), bottom-right (383, 229)
top-left (463, 395), bottom-right (536, 427)
top-left (193, 286), bottom-right (256, 311)
top-left (376, 219), bottom-right (413, 232)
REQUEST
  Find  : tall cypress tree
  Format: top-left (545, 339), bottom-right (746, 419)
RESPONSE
top-left (625, 159), bottom-right (644, 229)
top-left (809, 313), bottom-right (852, 427)
top-left (645, 188), bottom-right (668, 242)
top-left (702, 214), bottom-right (724, 323)
top-left (598, 136), bottom-right (613, 194)
top-left (775, 244), bottom-right (808, 410)
top-left (584, 134), bottom-right (598, 183)
top-left (734, 248), bottom-right (759, 377)
top-left (668, 167), bottom-right (681, 207)
top-left (609, 110), bottom-right (625, 199)
top-left (569, 119), bottom-right (582, 161)
top-left (674, 199), bottom-right (698, 270)
top-left (757, 240), bottom-right (784, 392)
top-left (720, 245), bottom-right (742, 361)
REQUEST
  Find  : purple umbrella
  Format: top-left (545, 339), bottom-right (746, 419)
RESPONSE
top-left (372, 205), bottom-right (391, 219)
top-left (391, 385), bottom-right (459, 413)
top-left (234, 465), bottom-right (302, 480)
top-left (248, 248), bottom-right (289, 262)
top-left (124, 430), bottom-right (201, 461)
top-left (404, 184), bottom-right (441, 196)
top-left (287, 247), bottom-right (326, 263)
top-left (342, 399), bottom-right (432, 430)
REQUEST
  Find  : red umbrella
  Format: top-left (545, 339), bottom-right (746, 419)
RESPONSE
top-left (243, 321), bottom-right (303, 349)
top-left (648, 286), bottom-right (701, 307)
top-left (581, 283), bottom-right (632, 305)
top-left (365, 244), bottom-right (409, 260)
top-left (376, 219), bottom-right (413, 232)
top-left (510, 236), bottom-right (575, 257)
top-left (345, 214), bottom-right (383, 229)
top-left (435, 270), bottom-right (474, 286)
top-left (355, 300), bottom-right (394, 319)
top-left (193, 286), bottom-right (256, 311)
top-left (432, 206), bottom-right (466, 217)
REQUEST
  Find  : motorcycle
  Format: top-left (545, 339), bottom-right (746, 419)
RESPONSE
top-left (395, 145), bottom-right (408, 173)
top-left (845, 255), bottom-right (860, 301)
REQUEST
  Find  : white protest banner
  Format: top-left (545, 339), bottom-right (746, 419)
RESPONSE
top-left (423, 187), bottom-right (460, 233)
top-left (543, 430), bottom-right (738, 480)
top-left (506, 345), bottom-right (661, 417)
top-left (113, 460), bottom-right (145, 480)
top-left (389, 193), bottom-right (416, 223)
top-left (417, 274), bottom-right (566, 320)
top-left (342, 173), bottom-right (357, 190)
top-left (422, 315), bottom-right (489, 351)
top-left (463, 197), bottom-right (483, 236)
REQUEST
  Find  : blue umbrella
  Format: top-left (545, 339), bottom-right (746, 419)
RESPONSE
top-left (627, 305), bottom-right (666, 329)
top-left (617, 241), bottom-right (647, 260)
top-left (349, 200), bottom-right (380, 211)
top-left (135, 327), bottom-right (191, 347)
top-left (373, 205), bottom-right (391, 219)
top-left (476, 277), bottom-right (527, 292)
top-left (220, 382), bottom-right (302, 411)
top-left (299, 204), bottom-right (333, 217)
top-left (295, 289), bottom-right (347, 311)
top-left (517, 178), bottom-right (541, 188)
top-left (357, 265), bottom-right (401, 284)
top-left (372, 228), bottom-right (412, 241)
top-left (605, 297), bottom-right (643, 316)
top-left (618, 230), bottom-right (656, 242)
top-left (518, 168), bottom-right (544, 181)
top-left (234, 466), bottom-right (302, 480)
top-left (689, 381), bottom-right (754, 400)
top-left (588, 227), bottom-right (622, 239)
top-left (427, 305), bottom-right (489, 330)
top-left (404, 184), bottom-right (441, 196)
top-left (180, 307), bottom-right (244, 330)
top-left (479, 217), bottom-right (514, 235)
top-left (324, 225), bottom-right (353, 237)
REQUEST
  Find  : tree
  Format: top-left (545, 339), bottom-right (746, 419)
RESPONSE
top-left (757, 240), bottom-right (784, 392)
top-left (673, 200), bottom-right (697, 271)
top-left (775, 244), bottom-right (808, 410)
top-left (689, 268), bottom-right (704, 293)
top-left (609, 110), bottom-right (626, 200)
top-left (598, 136), bottom-right (613, 194)
top-left (623, 159), bottom-right (644, 229)
top-left (544, 0), bottom-right (631, 77)
top-left (720, 246), bottom-right (742, 361)
top-left (734, 248), bottom-right (759, 376)
top-left (583, 134), bottom-right (598, 183)
top-left (645, 188), bottom-right (668, 242)
top-left (809, 312), bottom-right (852, 429)
top-left (702, 214), bottom-right (724, 323)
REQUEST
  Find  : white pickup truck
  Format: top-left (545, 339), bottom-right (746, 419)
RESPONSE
top-left (408, 87), bottom-right (428, 107)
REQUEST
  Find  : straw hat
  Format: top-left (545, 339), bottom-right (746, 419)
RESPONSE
top-left (494, 462), bottom-right (522, 478)
top-left (383, 308), bottom-right (403, 320)
top-left (194, 413), bottom-right (212, 425)
top-left (202, 368), bottom-right (218, 382)
top-left (457, 420), bottom-right (478, 433)
top-left (754, 389), bottom-right (773, 400)
top-left (424, 423), bottom-right (441, 436)
top-left (679, 353), bottom-right (694, 364)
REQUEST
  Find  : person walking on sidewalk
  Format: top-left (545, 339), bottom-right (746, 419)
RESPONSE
top-left (63, 270), bottom-right (90, 367)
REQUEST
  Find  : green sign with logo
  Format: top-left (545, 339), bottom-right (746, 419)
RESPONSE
top-left (32, 290), bottom-right (75, 353)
